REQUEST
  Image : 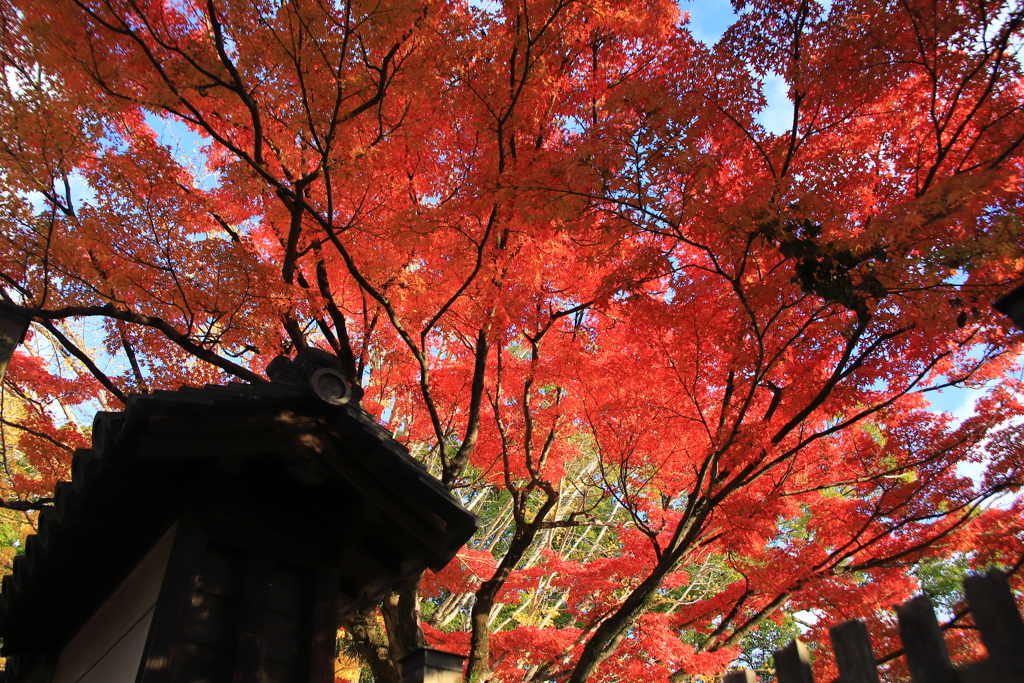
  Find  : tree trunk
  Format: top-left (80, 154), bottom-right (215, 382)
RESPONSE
top-left (466, 488), bottom-right (561, 682)
top-left (566, 553), bottom-right (682, 683)
top-left (465, 522), bottom-right (540, 682)
top-left (347, 609), bottom-right (402, 683)
top-left (382, 578), bottom-right (426, 664)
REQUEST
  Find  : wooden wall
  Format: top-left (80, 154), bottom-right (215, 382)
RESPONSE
top-left (51, 525), bottom-right (177, 683)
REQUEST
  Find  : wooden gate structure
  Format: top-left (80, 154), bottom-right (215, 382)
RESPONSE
top-left (722, 569), bottom-right (1024, 683)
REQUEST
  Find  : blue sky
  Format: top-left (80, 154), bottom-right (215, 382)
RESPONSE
top-left (680, 0), bottom-right (794, 134)
top-left (679, 0), bottom-right (737, 45)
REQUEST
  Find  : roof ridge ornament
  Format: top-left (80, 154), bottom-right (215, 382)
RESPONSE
top-left (266, 347), bottom-right (365, 406)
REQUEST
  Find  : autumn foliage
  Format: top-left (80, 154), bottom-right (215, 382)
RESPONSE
top-left (1, 0), bottom-right (1023, 679)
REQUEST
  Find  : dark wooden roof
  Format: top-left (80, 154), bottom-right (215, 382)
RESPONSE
top-left (0, 351), bottom-right (478, 656)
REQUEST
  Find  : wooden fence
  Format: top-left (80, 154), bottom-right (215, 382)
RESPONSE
top-left (722, 569), bottom-right (1024, 683)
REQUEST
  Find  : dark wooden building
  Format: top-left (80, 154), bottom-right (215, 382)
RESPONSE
top-left (0, 349), bottom-right (478, 683)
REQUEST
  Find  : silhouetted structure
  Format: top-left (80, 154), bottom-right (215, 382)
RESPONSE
top-left (0, 349), bottom-right (478, 683)
top-left (995, 282), bottom-right (1024, 330)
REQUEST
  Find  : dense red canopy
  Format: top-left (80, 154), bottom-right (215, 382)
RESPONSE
top-left (0, 0), bottom-right (1022, 679)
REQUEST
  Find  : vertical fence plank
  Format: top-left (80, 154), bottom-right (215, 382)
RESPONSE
top-left (829, 620), bottom-right (879, 683)
top-left (775, 640), bottom-right (815, 683)
top-left (956, 658), bottom-right (1000, 683)
top-left (723, 668), bottom-right (757, 683)
top-left (717, 569), bottom-right (1024, 683)
top-left (896, 595), bottom-right (956, 683)
top-left (963, 569), bottom-right (1024, 682)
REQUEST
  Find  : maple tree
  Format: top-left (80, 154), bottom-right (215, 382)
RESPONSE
top-left (1, 0), bottom-right (1024, 679)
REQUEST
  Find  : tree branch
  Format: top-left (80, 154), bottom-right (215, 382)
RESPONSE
top-left (2, 302), bottom-right (265, 385)
top-left (0, 497), bottom-right (53, 511)
top-left (38, 319), bottom-right (128, 404)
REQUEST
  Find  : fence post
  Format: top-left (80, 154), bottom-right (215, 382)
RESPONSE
top-left (896, 595), bottom-right (956, 683)
top-left (963, 569), bottom-right (1024, 681)
top-left (723, 668), bottom-right (757, 683)
top-left (715, 566), bottom-right (1024, 683)
top-left (829, 620), bottom-right (879, 683)
top-left (774, 639), bottom-right (815, 683)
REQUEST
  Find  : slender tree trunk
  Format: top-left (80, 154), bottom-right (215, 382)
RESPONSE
top-left (566, 552), bottom-right (683, 683)
top-left (465, 528), bottom-right (534, 683)
top-left (466, 488), bottom-right (561, 682)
